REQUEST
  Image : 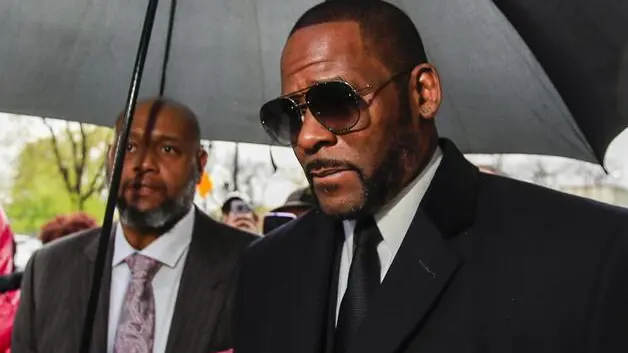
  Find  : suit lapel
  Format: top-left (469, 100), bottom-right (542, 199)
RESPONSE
top-left (165, 211), bottom-right (233, 353)
top-left (351, 211), bottom-right (462, 353)
top-left (351, 139), bottom-right (480, 353)
top-left (82, 227), bottom-right (116, 353)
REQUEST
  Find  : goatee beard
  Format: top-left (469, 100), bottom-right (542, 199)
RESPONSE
top-left (306, 112), bottom-right (417, 220)
top-left (305, 138), bottom-right (407, 221)
top-left (116, 173), bottom-right (198, 232)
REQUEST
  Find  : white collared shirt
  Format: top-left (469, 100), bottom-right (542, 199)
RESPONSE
top-left (336, 148), bottom-right (443, 322)
top-left (107, 207), bottom-right (195, 353)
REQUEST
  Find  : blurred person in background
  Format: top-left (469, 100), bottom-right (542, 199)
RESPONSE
top-left (0, 240), bottom-right (19, 293)
top-left (262, 187), bottom-right (316, 234)
top-left (221, 194), bottom-right (260, 235)
top-left (0, 212), bottom-right (100, 294)
top-left (38, 212), bottom-right (98, 245)
top-left (0, 206), bottom-right (19, 353)
top-left (0, 210), bottom-right (100, 352)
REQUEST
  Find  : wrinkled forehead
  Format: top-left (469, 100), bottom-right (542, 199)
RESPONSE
top-left (280, 22), bottom-right (383, 93)
top-left (116, 105), bottom-right (194, 142)
top-left (282, 22), bottom-right (364, 63)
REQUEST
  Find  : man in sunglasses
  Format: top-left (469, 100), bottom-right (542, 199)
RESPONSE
top-left (235, 1), bottom-right (628, 353)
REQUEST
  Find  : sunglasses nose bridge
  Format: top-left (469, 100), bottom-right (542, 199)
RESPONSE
top-left (295, 101), bottom-right (308, 121)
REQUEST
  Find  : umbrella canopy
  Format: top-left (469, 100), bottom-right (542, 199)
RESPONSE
top-left (0, 0), bottom-right (626, 163)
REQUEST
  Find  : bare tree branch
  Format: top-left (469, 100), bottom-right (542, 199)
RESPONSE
top-left (269, 147), bottom-right (278, 173)
top-left (76, 123), bottom-right (88, 195)
top-left (95, 177), bottom-right (107, 193)
top-left (80, 153), bottom-right (108, 202)
top-left (64, 122), bottom-right (79, 185)
top-left (205, 141), bottom-right (213, 154)
top-left (42, 118), bottom-right (73, 195)
top-left (240, 162), bottom-right (269, 207)
top-left (232, 143), bottom-right (239, 191)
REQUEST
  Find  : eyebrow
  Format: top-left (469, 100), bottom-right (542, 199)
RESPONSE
top-left (282, 75), bottom-right (367, 98)
top-left (129, 131), bottom-right (185, 143)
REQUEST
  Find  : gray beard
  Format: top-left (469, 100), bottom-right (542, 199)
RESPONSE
top-left (112, 168), bottom-right (200, 230)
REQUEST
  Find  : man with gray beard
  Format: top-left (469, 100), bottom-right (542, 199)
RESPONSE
top-left (13, 97), bottom-right (257, 353)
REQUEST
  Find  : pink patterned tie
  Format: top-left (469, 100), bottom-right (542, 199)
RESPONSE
top-left (113, 253), bottom-right (162, 353)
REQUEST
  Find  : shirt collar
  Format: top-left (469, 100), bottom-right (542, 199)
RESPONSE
top-left (343, 147), bottom-right (443, 257)
top-left (112, 206), bottom-right (196, 269)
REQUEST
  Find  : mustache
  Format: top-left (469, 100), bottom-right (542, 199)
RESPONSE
top-left (122, 176), bottom-right (165, 190)
top-left (304, 158), bottom-right (361, 177)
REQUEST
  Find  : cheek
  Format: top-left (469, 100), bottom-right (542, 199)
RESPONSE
top-left (116, 166), bottom-right (136, 192)
top-left (367, 98), bottom-right (404, 151)
top-left (358, 148), bottom-right (389, 181)
top-left (160, 162), bottom-right (193, 191)
top-left (343, 118), bottom-right (394, 175)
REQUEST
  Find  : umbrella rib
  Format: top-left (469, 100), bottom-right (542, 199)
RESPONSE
top-left (251, 1), bottom-right (266, 103)
top-left (497, 20), bottom-right (597, 161)
top-left (159, 0), bottom-right (178, 96)
top-left (531, 72), bottom-right (596, 160)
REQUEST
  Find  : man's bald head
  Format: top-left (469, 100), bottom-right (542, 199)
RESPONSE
top-left (109, 96), bottom-right (208, 231)
top-left (115, 97), bottom-right (201, 144)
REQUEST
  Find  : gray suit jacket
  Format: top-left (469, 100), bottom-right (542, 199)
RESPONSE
top-left (12, 208), bottom-right (258, 353)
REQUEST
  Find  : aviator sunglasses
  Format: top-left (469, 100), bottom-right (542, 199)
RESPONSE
top-left (259, 69), bottom-right (412, 146)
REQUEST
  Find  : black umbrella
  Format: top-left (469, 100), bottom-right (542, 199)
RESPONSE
top-left (492, 0), bottom-right (628, 166)
top-left (2, 0), bottom-right (627, 161)
top-left (0, 0), bottom-right (625, 351)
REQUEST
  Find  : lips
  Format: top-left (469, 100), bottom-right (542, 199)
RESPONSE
top-left (128, 183), bottom-right (156, 190)
top-left (126, 181), bottom-right (163, 196)
top-left (310, 168), bottom-right (350, 178)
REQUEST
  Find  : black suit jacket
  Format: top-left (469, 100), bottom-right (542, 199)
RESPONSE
top-left (12, 208), bottom-right (258, 353)
top-left (235, 139), bottom-right (628, 353)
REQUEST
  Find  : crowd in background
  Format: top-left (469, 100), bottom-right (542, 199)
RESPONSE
top-left (0, 185), bottom-right (313, 352)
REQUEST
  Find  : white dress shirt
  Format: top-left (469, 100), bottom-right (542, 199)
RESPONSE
top-left (107, 207), bottom-right (195, 353)
top-left (336, 147), bottom-right (443, 322)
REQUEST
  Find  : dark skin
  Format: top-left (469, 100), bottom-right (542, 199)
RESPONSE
top-left (282, 21), bottom-right (443, 217)
top-left (108, 98), bottom-right (207, 249)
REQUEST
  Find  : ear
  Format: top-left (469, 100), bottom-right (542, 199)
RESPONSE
top-left (197, 148), bottom-right (209, 179)
top-left (408, 63), bottom-right (442, 120)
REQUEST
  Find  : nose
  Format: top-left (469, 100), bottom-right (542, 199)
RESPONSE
top-left (295, 110), bottom-right (337, 155)
top-left (129, 146), bottom-right (158, 174)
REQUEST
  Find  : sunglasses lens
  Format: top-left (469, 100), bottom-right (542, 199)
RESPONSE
top-left (306, 81), bottom-right (360, 132)
top-left (260, 98), bottom-right (301, 145)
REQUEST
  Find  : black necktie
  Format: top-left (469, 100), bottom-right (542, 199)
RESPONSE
top-left (335, 216), bottom-right (383, 353)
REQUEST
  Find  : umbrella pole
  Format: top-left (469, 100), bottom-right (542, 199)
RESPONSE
top-left (79, 0), bottom-right (160, 351)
